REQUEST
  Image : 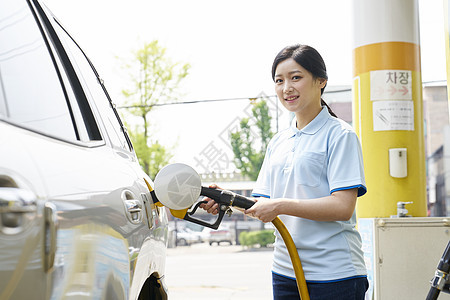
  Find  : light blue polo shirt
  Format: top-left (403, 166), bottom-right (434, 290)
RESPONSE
top-left (252, 107), bottom-right (367, 282)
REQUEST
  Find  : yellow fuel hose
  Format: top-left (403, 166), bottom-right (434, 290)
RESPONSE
top-left (272, 217), bottom-right (310, 300)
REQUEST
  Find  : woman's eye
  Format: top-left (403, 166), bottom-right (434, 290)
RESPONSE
top-left (293, 76), bottom-right (302, 80)
top-left (275, 79), bottom-right (283, 84)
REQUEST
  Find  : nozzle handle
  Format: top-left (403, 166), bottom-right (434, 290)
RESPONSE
top-left (231, 193), bottom-right (255, 210)
top-left (200, 186), bottom-right (223, 201)
top-left (200, 186), bottom-right (255, 210)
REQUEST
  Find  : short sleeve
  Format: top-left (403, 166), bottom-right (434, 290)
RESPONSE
top-left (252, 148), bottom-right (271, 198)
top-left (327, 130), bottom-right (367, 197)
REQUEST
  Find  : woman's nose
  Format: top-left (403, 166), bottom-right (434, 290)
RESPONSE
top-left (283, 82), bottom-right (293, 93)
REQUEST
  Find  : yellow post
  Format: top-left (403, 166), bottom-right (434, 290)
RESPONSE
top-left (352, 0), bottom-right (427, 217)
top-left (443, 1), bottom-right (450, 207)
top-left (445, 0), bottom-right (450, 119)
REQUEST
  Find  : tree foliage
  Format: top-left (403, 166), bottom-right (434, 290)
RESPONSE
top-left (239, 230), bottom-right (275, 247)
top-left (127, 125), bottom-right (172, 179)
top-left (230, 98), bottom-right (274, 180)
top-left (121, 40), bottom-right (190, 177)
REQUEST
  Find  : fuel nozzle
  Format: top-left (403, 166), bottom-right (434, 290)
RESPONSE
top-left (152, 163), bottom-right (255, 230)
top-left (179, 187), bottom-right (256, 229)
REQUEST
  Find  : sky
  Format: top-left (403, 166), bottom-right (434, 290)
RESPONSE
top-left (43, 0), bottom-right (447, 175)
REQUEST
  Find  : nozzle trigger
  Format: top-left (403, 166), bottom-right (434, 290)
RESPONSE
top-left (183, 202), bottom-right (226, 230)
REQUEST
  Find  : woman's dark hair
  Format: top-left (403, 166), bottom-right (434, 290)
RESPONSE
top-left (271, 44), bottom-right (337, 117)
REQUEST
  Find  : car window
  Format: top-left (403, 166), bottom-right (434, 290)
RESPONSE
top-left (0, 1), bottom-right (77, 140)
top-left (52, 21), bottom-right (133, 152)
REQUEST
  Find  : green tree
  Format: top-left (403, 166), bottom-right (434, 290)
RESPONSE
top-left (230, 97), bottom-right (274, 180)
top-left (121, 40), bottom-right (190, 177)
top-left (127, 125), bottom-right (172, 178)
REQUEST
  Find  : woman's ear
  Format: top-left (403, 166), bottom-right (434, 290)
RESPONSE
top-left (319, 78), bottom-right (327, 89)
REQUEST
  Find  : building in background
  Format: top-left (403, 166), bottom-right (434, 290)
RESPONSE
top-left (423, 82), bottom-right (449, 216)
top-left (323, 85), bottom-right (353, 124)
top-left (424, 83), bottom-right (449, 155)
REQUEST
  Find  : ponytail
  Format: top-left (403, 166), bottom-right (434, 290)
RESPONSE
top-left (321, 99), bottom-right (337, 118)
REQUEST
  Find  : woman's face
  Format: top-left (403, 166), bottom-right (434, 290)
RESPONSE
top-left (274, 58), bottom-right (326, 115)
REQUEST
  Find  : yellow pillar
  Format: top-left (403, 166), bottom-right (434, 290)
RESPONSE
top-left (443, 1), bottom-right (450, 207)
top-left (445, 0), bottom-right (450, 119)
top-left (352, 0), bottom-right (427, 217)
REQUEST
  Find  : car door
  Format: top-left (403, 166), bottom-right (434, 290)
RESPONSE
top-left (31, 1), bottom-right (168, 299)
top-left (0, 124), bottom-right (51, 299)
top-left (0, 0), bottom-right (71, 298)
top-left (35, 4), bottom-right (169, 298)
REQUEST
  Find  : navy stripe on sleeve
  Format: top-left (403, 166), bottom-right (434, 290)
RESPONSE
top-left (251, 193), bottom-right (270, 198)
top-left (330, 185), bottom-right (367, 197)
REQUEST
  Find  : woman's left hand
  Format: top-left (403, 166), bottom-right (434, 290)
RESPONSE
top-left (244, 198), bottom-right (278, 223)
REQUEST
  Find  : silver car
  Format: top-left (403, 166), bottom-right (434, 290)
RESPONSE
top-left (202, 225), bottom-right (234, 246)
top-left (0, 0), bottom-right (168, 299)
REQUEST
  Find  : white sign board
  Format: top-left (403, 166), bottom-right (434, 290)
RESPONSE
top-left (370, 70), bottom-right (412, 101)
top-left (373, 100), bottom-right (414, 131)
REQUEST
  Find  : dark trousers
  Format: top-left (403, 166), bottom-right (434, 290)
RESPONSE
top-left (272, 272), bottom-right (369, 300)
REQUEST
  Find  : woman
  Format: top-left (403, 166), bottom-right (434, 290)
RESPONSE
top-left (202, 44), bottom-right (368, 299)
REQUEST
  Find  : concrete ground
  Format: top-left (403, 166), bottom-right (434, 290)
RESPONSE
top-left (165, 243), bottom-right (274, 300)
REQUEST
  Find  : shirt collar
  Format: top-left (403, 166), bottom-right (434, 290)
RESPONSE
top-left (289, 107), bottom-right (330, 138)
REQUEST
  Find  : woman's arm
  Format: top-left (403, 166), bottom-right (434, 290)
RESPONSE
top-left (245, 188), bottom-right (358, 223)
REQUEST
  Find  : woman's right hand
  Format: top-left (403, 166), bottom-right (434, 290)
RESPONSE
top-left (199, 184), bottom-right (220, 215)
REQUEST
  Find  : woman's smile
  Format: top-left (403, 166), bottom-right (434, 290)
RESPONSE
top-left (285, 95), bottom-right (299, 102)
